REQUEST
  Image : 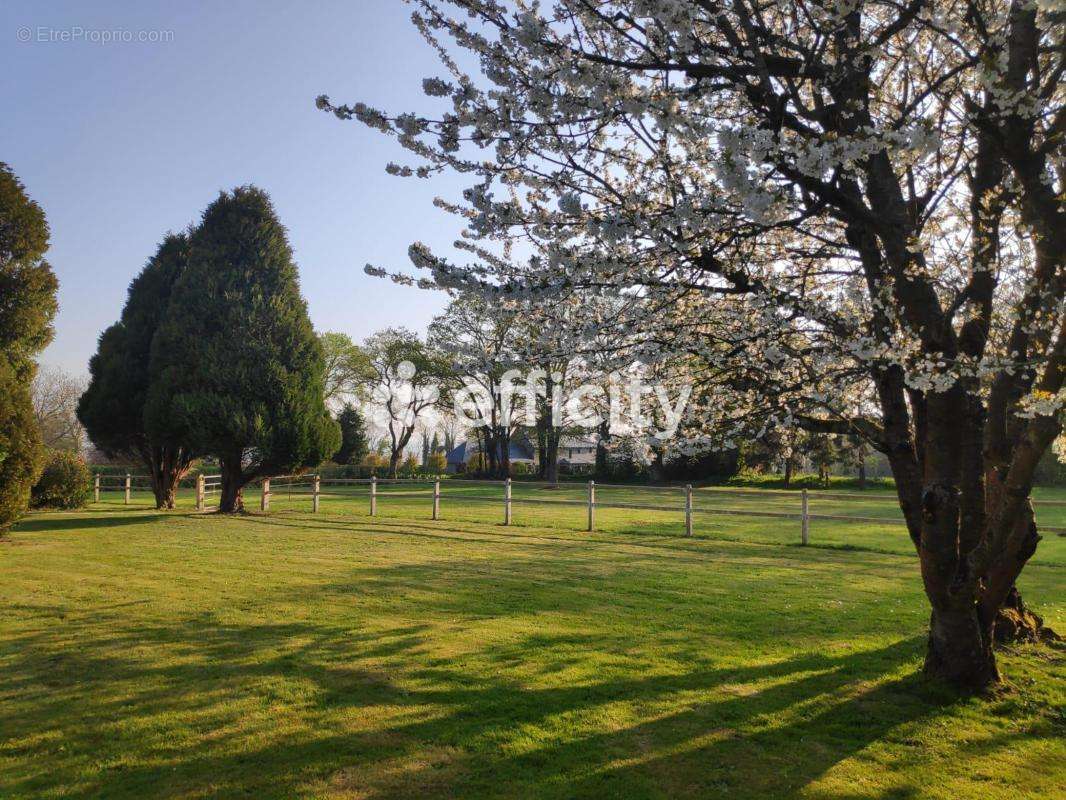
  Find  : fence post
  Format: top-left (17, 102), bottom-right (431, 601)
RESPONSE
top-left (124, 473), bottom-right (131, 505)
top-left (504, 478), bottom-right (512, 525)
top-left (685, 484), bottom-right (693, 537)
top-left (587, 480), bottom-right (595, 531)
top-left (370, 476), bottom-right (377, 516)
top-left (261, 477), bottom-right (270, 512)
top-left (801, 489), bottom-right (810, 545)
top-left (93, 474), bottom-right (100, 503)
top-left (312, 474), bottom-right (321, 513)
top-left (196, 474), bottom-right (205, 511)
top-left (433, 479), bottom-right (440, 520)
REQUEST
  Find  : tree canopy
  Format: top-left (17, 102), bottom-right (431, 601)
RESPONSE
top-left (323, 1), bottom-right (1065, 691)
top-left (0, 163), bottom-right (58, 532)
top-left (333, 403), bottom-right (370, 465)
top-left (78, 233), bottom-right (200, 508)
top-left (32, 365), bottom-right (85, 453)
top-left (360, 327), bottom-right (446, 476)
top-left (146, 186), bottom-right (339, 511)
top-left (319, 330), bottom-right (370, 408)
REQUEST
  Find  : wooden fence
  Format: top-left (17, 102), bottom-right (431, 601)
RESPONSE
top-left (223, 475), bottom-right (1066, 544)
top-left (89, 473), bottom-right (1066, 542)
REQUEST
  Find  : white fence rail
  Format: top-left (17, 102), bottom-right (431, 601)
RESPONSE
top-left (252, 475), bottom-right (1066, 543)
top-left (89, 472), bottom-right (1066, 542)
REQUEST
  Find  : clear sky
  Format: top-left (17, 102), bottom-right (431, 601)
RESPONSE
top-left (2, 0), bottom-right (462, 377)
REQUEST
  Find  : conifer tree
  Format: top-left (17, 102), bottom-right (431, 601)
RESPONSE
top-left (147, 187), bottom-right (339, 511)
top-left (0, 163), bottom-right (58, 532)
top-left (78, 234), bottom-right (199, 508)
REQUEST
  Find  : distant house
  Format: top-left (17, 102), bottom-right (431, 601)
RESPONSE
top-left (558, 436), bottom-right (597, 467)
top-left (444, 441), bottom-right (473, 473)
top-left (444, 437), bottom-right (536, 473)
top-left (444, 433), bottom-right (598, 473)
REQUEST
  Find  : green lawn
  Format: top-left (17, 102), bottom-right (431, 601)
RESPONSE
top-left (2, 493), bottom-right (1063, 799)
top-left (92, 480), bottom-right (1066, 566)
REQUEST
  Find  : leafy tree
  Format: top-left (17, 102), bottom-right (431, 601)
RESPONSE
top-left (146, 187), bottom-right (339, 511)
top-left (319, 331), bottom-right (368, 408)
top-left (512, 297), bottom-right (598, 484)
top-left (333, 403), bottom-right (369, 465)
top-left (360, 328), bottom-right (445, 477)
top-left (427, 297), bottom-right (519, 478)
top-left (361, 452), bottom-right (386, 469)
top-left (420, 429), bottom-right (432, 466)
top-left (467, 452), bottom-right (488, 475)
top-left (801, 434), bottom-right (839, 489)
top-left (426, 451), bottom-right (447, 474)
top-left (33, 366), bottom-right (85, 452)
top-left (0, 163), bottom-right (58, 532)
top-left (77, 234), bottom-right (200, 508)
top-left (328, 0), bottom-right (1066, 691)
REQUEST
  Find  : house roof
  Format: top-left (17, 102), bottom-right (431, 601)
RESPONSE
top-left (445, 442), bottom-right (467, 463)
top-left (559, 436), bottom-right (598, 448)
top-left (446, 437), bottom-right (536, 463)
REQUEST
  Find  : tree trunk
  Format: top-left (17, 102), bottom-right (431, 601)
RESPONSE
top-left (982, 472), bottom-right (1059, 644)
top-left (499, 426), bottom-right (511, 477)
top-left (923, 602), bottom-right (999, 691)
top-left (783, 457), bottom-right (793, 488)
top-left (142, 445), bottom-right (187, 510)
top-left (649, 447), bottom-right (665, 482)
top-left (857, 459), bottom-right (866, 489)
top-left (153, 482), bottom-right (177, 510)
top-left (480, 427), bottom-right (497, 477)
top-left (544, 429), bottom-right (560, 485)
top-left (536, 418), bottom-right (548, 479)
top-left (595, 420), bottom-right (610, 477)
top-left (219, 455), bottom-right (245, 513)
top-left (994, 587), bottom-right (1059, 644)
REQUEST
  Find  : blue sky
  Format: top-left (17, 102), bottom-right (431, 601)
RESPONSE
top-left (2, 0), bottom-right (463, 376)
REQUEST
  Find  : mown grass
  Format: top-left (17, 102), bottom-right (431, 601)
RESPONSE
top-left (98, 479), bottom-right (1066, 565)
top-left (2, 491), bottom-right (1063, 799)
top-left (377, 482), bottom-right (1064, 564)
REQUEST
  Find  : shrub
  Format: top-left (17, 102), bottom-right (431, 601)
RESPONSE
top-left (0, 163), bottom-right (59, 531)
top-left (426, 452), bottom-right (447, 474)
top-left (31, 451), bottom-right (91, 509)
top-left (512, 461), bottom-right (530, 476)
top-left (726, 470), bottom-right (895, 491)
top-left (0, 364), bottom-right (46, 530)
top-left (1033, 446), bottom-right (1066, 487)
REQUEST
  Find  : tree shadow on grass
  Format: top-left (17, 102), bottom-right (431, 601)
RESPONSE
top-left (0, 592), bottom-right (956, 800)
top-left (10, 513), bottom-right (171, 533)
top-left (241, 512), bottom-right (910, 578)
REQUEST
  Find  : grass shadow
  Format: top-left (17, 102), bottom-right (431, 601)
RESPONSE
top-left (1, 605), bottom-right (941, 799)
top-left (10, 513), bottom-right (172, 533)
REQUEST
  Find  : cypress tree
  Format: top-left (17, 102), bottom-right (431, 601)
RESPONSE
top-left (333, 403), bottom-right (369, 465)
top-left (0, 163), bottom-right (59, 532)
top-left (146, 187), bottom-right (339, 511)
top-left (77, 234), bottom-right (199, 508)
